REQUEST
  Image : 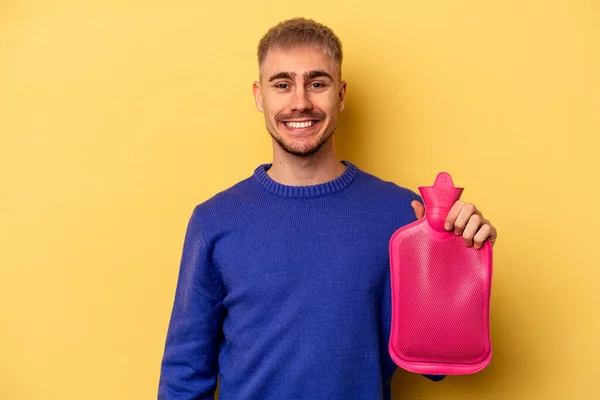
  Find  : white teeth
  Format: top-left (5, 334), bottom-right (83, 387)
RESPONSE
top-left (285, 121), bottom-right (316, 129)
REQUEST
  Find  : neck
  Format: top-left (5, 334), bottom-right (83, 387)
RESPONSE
top-left (267, 141), bottom-right (346, 186)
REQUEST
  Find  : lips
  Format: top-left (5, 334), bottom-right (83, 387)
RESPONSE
top-left (280, 119), bottom-right (322, 134)
top-left (284, 120), bottom-right (317, 129)
top-left (276, 110), bottom-right (326, 131)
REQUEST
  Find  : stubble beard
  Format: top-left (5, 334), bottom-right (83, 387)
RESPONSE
top-left (266, 122), bottom-right (336, 158)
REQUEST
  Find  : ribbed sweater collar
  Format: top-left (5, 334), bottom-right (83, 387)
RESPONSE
top-left (253, 160), bottom-right (359, 198)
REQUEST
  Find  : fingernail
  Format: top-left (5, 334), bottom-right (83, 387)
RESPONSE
top-left (445, 223), bottom-right (451, 230)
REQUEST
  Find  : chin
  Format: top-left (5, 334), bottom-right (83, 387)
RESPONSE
top-left (278, 135), bottom-right (333, 157)
top-left (281, 142), bottom-right (323, 157)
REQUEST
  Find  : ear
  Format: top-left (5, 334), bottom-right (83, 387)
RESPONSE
top-left (338, 80), bottom-right (347, 112)
top-left (253, 81), bottom-right (264, 112)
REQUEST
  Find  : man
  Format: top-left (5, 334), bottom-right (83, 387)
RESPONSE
top-left (158, 17), bottom-right (497, 400)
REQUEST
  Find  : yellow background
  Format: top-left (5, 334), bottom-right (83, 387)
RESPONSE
top-left (1, 0), bottom-right (599, 399)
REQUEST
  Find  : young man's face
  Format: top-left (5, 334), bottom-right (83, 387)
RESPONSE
top-left (253, 46), bottom-right (346, 157)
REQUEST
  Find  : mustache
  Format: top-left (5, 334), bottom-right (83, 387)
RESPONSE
top-left (275, 110), bottom-right (326, 122)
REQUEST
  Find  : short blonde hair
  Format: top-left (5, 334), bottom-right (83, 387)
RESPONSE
top-left (257, 18), bottom-right (343, 74)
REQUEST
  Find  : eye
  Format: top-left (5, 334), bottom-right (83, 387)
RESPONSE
top-left (275, 83), bottom-right (289, 89)
top-left (309, 82), bottom-right (327, 89)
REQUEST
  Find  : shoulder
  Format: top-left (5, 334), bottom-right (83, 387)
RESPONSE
top-left (354, 165), bottom-right (422, 203)
top-left (191, 176), bottom-right (256, 221)
top-left (178, 177), bottom-right (253, 246)
top-left (350, 164), bottom-right (422, 229)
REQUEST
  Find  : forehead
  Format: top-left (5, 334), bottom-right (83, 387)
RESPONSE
top-left (260, 46), bottom-right (339, 80)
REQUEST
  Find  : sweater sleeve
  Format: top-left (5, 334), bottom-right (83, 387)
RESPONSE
top-left (158, 207), bottom-right (226, 399)
top-left (422, 374), bottom-right (446, 382)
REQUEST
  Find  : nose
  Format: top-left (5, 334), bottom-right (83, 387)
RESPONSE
top-left (290, 87), bottom-right (313, 112)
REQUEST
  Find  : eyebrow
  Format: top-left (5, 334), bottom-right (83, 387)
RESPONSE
top-left (268, 72), bottom-right (295, 82)
top-left (304, 70), bottom-right (333, 81)
top-left (267, 70), bottom-right (334, 83)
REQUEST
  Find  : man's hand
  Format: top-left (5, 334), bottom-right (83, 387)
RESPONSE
top-left (411, 200), bottom-right (497, 249)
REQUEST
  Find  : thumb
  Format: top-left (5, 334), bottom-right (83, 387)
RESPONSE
top-left (411, 200), bottom-right (425, 220)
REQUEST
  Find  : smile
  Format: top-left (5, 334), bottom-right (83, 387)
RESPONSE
top-left (284, 120), bottom-right (318, 129)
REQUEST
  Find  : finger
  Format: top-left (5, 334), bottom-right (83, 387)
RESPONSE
top-left (444, 200), bottom-right (464, 231)
top-left (462, 214), bottom-right (482, 247)
top-left (453, 203), bottom-right (479, 236)
top-left (489, 223), bottom-right (498, 246)
top-left (411, 200), bottom-right (425, 220)
top-left (473, 222), bottom-right (492, 249)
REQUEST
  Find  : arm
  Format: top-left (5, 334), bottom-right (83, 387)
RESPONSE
top-left (158, 207), bottom-right (226, 399)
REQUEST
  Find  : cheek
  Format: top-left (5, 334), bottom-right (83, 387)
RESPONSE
top-left (317, 92), bottom-right (340, 113)
top-left (264, 99), bottom-right (286, 119)
top-left (262, 105), bottom-right (279, 123)
top-left (316, 103), bottom-right (338, 122)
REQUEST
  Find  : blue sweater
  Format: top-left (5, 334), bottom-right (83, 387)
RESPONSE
top-left (159, 160), bottom-right (443, 400)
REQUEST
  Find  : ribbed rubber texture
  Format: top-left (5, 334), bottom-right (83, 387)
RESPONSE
top-left (389, 223), bottom-right (492, 374)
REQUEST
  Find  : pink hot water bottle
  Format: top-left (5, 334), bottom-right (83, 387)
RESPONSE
top-left (389, 172), bottom-right (493, 375)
